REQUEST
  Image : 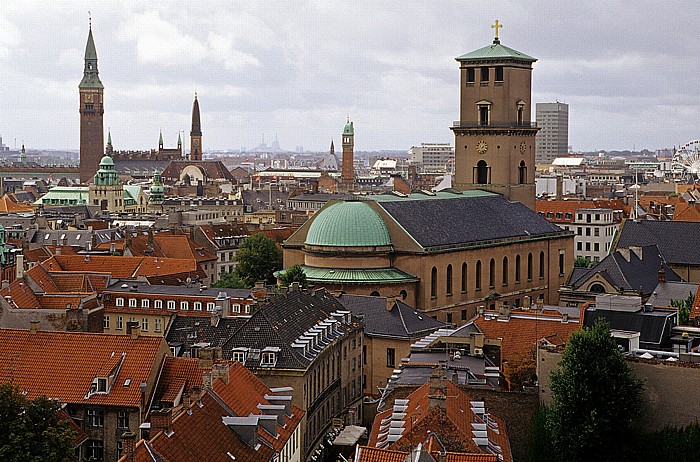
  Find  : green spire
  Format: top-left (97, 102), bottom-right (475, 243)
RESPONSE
top-left (107, 129), bottom-right (112, 148)
top-left (177, 132), bottom-right (182, 147)
top-left (79, 24), bottom-right (103, 89)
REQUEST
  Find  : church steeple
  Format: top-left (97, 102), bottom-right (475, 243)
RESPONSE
top-left (330, 139), bottom-right (335, 155)
top-left (159, 130), bottom-right (164, 150)
top-left (190, 94), bottom-right (202, 161)
top-left (80, 25), bottom-right (103, 90)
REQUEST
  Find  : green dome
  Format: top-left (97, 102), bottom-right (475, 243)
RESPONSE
top-left (99, 155), bottom-right (114, 167)
top-left (343, 119), bottom-right (354, 136)
top-left (305, 201), bottom-right (391, 248)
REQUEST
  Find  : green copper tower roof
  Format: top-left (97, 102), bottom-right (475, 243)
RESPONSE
top-left (305, 201), bottom-right (391, 247)
top-left (456, 41), bottom-right (536, 62)
top-left (343, 118), bottom-right (354, 136)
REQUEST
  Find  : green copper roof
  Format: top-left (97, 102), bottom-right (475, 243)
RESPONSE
top-left (456, 42), bottom-right (536, 62)
top-left (305, 201), bottom-right (391, 247)
top-left (80, 27), bottom-right (104, 89)
top-left (343, 119), bottom-right (354, 136)
top-left (275, 265), bottom-right (417, 283)
top-left (106, 130), bottom-right (112, 148)
top-left (99, 155), bottom-right (114, 167)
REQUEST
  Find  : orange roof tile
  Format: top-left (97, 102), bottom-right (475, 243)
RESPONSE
top-left (0, 329), bottom-right (168, 407)
top-left (0, 195), bottom-right (34, 213)
top-left (43, 254), bottom-right (202, 279)
top-left (473, 313), bottom-right (581, 364)
top-left (152, 357), bottom-right (205, 407)
top-left (673, 202), bottom-right (700, 222)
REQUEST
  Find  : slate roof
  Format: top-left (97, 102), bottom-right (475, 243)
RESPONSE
top-left (584, 307), bottom-right (676, 348)
top-left (0, 329), bottom-right (167, 407)
top-left (166, 315), bottom-right (248, 353)
top-left (221, 289), bottom-right (358, 369)
top-left (337, 294), bottom-right (445, 338)
top-left (240, 189), bottom-right (290, 212)
top-left (30, 227), bottom-right (123, 248)
top-left (105, 280), bottom-right (252, 299)
top-left (615, 220), bottom-right (700, 265)
top-left (646, 281), bottom-right (697, 308)
top-left (568, 244), bottom-right (681, 294)
top-left (375, 193), bottom-right (565, 249)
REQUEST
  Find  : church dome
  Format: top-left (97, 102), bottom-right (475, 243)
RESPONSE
top-left (99, 155), bottom-right (114, 167)
top-left (305, 201), bottom-right (391, 248)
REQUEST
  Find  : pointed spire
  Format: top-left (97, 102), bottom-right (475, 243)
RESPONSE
top-left (80, 20), bottom-right (103, 89)
top-left (177, 132), bottom-right (182, 147)
top-left (159, 130), bottom-right (164, 147)
top-left (190, 94), bottom-right (202, 136)
top-left (330, 139), bottom-right (335, 154)
top-left (107, 129), bottom-right (112, 147)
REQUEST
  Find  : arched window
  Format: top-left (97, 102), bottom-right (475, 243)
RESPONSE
top-left (502, 257), bottom-right (509, 285)
top-left (400, 290), bottom-right (408, 300)
top-left (461, 262), bottom-right (467, 293)
top-left (539, 251), bottom-right (545, 278)
top-left (519, 160), bottom-right (527, 184)
top-left (475, 261), bottom-right (482, 290)
top-left (476, 160), bottom-right (489, 184)
top-left (370, 291), bottom-right (380, 297)
top-left (515, 255), bottom-right (521, 283)
top-left (431, 267), bottom-right (438, 298)
top-left (446, 264), bottom-right (453, 295)
top-left (527, 253), bottom-right (533, 280)
top-left (590, 283), bottom-right (606, 293)
top-left (489, 258), bottom-right (495, 288)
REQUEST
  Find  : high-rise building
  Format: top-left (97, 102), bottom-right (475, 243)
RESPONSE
top-left (451, 21), bottom-right (539, 210)
top-left (408, 143), bottom-right (454, 173)
top-left (535, 102), bottom-right (569, 164)
top-left (79, 24), bottom-right (105, 184)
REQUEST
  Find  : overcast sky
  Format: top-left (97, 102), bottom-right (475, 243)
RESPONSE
top-left (1, 1), bottom-right (698, 153)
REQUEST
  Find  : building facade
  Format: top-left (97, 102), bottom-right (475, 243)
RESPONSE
top-left (408, 143), bottom-right (455, 173)
top-left (535, 102), bottom-right (569, 164)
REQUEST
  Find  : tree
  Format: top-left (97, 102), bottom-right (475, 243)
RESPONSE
top-left (212, 270), bottom-right (246, 289)
top-left (670, 291), bottom-right (694, 326)
top-left (573, 256), bottom-right (592, 268)
top-left (547, 319), bottom-right (643, 462)
top-left (232, 233), bottom-right (283, 287)
top-left (279, 264), bottom-right (308, 288)
top-left (0, 383), bottom-right (78, 462)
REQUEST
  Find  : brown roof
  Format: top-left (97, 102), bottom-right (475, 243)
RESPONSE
top-left (0, 329), bottom-right (167, 407)
top-left (473, 312), bottom-right (581, 364)
top-left (536, 199), bottom-right (628, 224)
top-left (151, 357), bottom-right (205, 407)
top-left (672, 202), bottom-right (700, 222)
top-left (126, 233), bottom-right (216, 264)
top-left (0, 194), bottom-right (34, 213)
top-left (41, 254), bottom-right (203, 280)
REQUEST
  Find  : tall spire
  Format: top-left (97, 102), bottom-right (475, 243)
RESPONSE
top-left (330, 139), bottom-right (335, 155)
top-left (191, 93), bottom-right (202, 136)
top-left (80, 20), bottom-right (103, 89)
top-left (159, 130), bottom-right (164, 149)
top-left (106, 129), bottom-right (112, 148)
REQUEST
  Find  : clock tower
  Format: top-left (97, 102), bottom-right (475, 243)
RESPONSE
top-left (190, 94), bottom-right (202, 161)
top-left (451, 21), bottom-right (538, 210)
top-left (79, 23), bottom-right (105, 184)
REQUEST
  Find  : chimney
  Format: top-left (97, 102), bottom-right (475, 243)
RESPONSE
top-left (428, 361), bottom-right (447, 410)
top-left (198, 348), bottom-right (216, 369)
top-left (29, 320), bottom-right (40, 334)
top-left (126, 321), bottom-right (141, 339)
top-left (121, 432), bottom-right (136, 462)
top-left (555, 174), bottom-right (563, 200)
top-left (211, 363), bottom-right (230, 384)
top-left (150, 408), bottom-right (173, 436)
top-left (658, 266), bottom-right (666, 283)
top-left (15, 254), bottom-right (24, 281)
top-left (215, 292), bottom-right (231, 316)
top-left (210, 308), bottom-right (221, 327)
top-left (498, 304), bottom-right (511, 321)
top-left (147, 228), bottom-right (154, 247)
top-left (189, 386), bottom-right (202, 405)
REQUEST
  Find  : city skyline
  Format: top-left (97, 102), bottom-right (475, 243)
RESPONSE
top-left (1, 1), bottom-right (698, 153)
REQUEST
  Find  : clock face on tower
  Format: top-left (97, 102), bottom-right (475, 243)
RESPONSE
top-left (83, 93), bottom-right (94, 103)
top-left (476, 140), bottom-right (488, 154)
top-left (520, 142), bottom-right (527, 154)
top-left (193, 139), bottom-right (200, 147)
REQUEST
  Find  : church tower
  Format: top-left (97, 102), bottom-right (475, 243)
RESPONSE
top-left (341, 118), bottom-right (354, 190)
top-left (190, 94), bottom-right (202, 161)
top-left (451, 21), bottom-right (538, 210)
top-left (79, 23), bottom-right (105, 184)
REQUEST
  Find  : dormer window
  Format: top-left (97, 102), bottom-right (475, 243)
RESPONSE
top-left (261, 352), bottom-right (276, 366)
top-left (96, 377), bottom-right (108, 393)
top-left (116, 297), bottom-right (124, 307)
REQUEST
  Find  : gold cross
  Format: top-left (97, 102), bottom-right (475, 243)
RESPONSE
top-left (491, 20), bottom-right (503, 40)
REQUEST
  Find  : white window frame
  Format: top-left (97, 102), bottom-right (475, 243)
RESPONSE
top-left (128, 298), bottom-right (137, 308)
top-left (206, 302), bottom-right (215, 312)
top-left (232, 304), bottom-right (241, 314)
top-left (154, 300), bottom-right (163, 309)
top-left (154, 318), bottom-right (162, 333)
top-left (141, 318), bottom-right (149, 332)
top-left (117, 316), bottom-right (123, 330)
top-left (167, 301), bottom-right (176, 310)
top-left (180, 301), bottom-right (189, 311)
top-left (261, 352), bottom-right (276, 366)
top-left (193, 302), bottom-right (202, 311)
top-left (103, 315), bottom-right (110, 329)
top-left (116, 297), bottom-right (124, 307)
top-left (141, 299), bottom-right (150, 308)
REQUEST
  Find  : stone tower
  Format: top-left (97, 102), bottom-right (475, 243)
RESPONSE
top-left (341, 118), bottom-right (354, 190)
top-left (190, 94), bottom-right (202, 161)
top-left (79, 24), bottom-right (105, 184)
top-left (451, 21), bottom-right (538, 210)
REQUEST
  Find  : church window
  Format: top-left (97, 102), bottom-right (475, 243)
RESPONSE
top-left (446, 264), bottom-right (453, 296)
top-left (430, 267), bottom-right (437, 298)
top-left (466, 68), bottom-right (475, 83)
top-left (502, 257), bottom-right (509, 285)
top-left (527, 253), bottom-right (533, 280)
top-left (519, 160), bottom-right (527, 184)
top-left (461, 262), bottom-right (467, 293)
top-left (475, 160), bottom-right (490, 184)
top-left (480, 66), bottom-right (489, 83)
top-left (400, 290), bottom-right (408, 300)
top-left (489, 259), bottom-right (495, 288)
top-left (590, 283), bottom-right (606, 293)
top-left (370, 291), bottom-right (380, 297)
top-left (515, 255), bottom-right (521, 283)
top-left (539, 251), bottom-right (545, 278)
top-left (495, 66), bottom-right (504, 82)
top-left (475, 261), bottom-right (482, 290)
top-left (479, 106), bottom-right (490, 126)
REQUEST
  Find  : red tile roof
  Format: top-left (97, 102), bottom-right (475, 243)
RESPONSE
top-left (126, 233), bottom-right (217, 264)
top-left (0, 195), bottom-right (34, 213)
top-left (42, 254), bottom-right (203, 280)
top-left (0, 329), bottom-right (168, 407)
top-left (473, 312), bottom-right (581, 364)
top-left (673, 202), bottom-right (700, 222)
top-left (152, 357), bottom-right (205, 407)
